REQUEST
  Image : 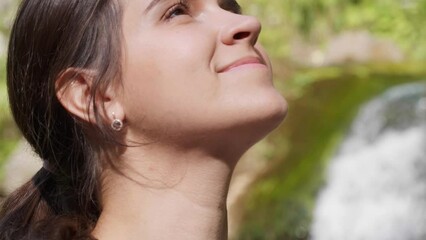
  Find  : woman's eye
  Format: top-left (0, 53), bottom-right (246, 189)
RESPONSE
top-left (164, 2), bottom-right (190, 20)
top-left (221, 0), bottom-right (242, 14)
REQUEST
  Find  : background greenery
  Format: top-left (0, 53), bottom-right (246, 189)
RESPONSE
top-left (0, 0), bottom-right (425, 239)
top-left (240, 0), bottom-right (426, 60)
top-left (0, 1), bottom-right (19, 183)
top-left (235, 0), bottom-right (426, 239)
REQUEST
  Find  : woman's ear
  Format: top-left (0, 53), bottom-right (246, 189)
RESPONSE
top-left (55, 68), bottom-right (125, 125)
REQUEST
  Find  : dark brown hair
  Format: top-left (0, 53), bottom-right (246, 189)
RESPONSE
top-left (0, 0), bottom-right (124, 239)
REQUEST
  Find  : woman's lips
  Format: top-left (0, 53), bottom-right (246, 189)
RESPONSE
top-left (218, 56), bottom-right (266, 73)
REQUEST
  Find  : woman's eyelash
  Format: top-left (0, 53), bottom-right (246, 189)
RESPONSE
top-left (220, 0), bottom-right (242, 14)
top-left (163, 0), bottom-right (241, 22)
top-left (164, 0), bottom-right (190, 21)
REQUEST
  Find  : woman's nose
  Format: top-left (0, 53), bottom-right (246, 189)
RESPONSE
top-left (220, 13), bottom-right (262, 46)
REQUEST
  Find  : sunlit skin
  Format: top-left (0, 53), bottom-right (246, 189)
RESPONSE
top-left (60, 0), bottom-right (287, 239)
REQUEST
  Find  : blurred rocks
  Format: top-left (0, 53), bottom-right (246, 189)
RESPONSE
top-left (1, 139), bottom-right (41, 195)
top-left (0, 0), bottom-right (12, 12)
top-left (0, 34), bottom-right (6, 57)
top-left (290, 30), bottom-right (404, 66)
top-left (0, 0), bottom-right (16, 57)
top-left (324, 30), bottom-right (404, 65)
top-left (290, 38), bottom-right (323, 67)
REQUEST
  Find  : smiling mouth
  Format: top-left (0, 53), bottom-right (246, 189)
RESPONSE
top-left (219, 56), bottom-right (266, 73)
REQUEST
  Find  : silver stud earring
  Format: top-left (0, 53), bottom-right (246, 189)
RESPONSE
top-left (111, 112), bottom-right (123, 131)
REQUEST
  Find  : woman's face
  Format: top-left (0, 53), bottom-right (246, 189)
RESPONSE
top-left (119, 0), bottom-right (287, 144)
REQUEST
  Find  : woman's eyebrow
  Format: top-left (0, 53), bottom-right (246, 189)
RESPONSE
top-left (145, 0), bottom-right (163, 13)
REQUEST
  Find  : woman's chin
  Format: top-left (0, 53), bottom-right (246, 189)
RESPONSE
top-left (247, 92), bottom-right (288, 135)
top-left (216, 91), bottom-right (288, 150)
top-left (210, 97), bottom-right (288, 162)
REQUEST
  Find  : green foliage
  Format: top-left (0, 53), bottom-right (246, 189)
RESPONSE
top-left (233, 5), bottom-right (426, 236)
top-left (240, 0), bottom-right (426, 59)
top-left (0, 57), bottom-right (18, 179)
top-left (235, 63), bottom-right (426, 239)
top-left (0, 1), bottom-right (19, 176)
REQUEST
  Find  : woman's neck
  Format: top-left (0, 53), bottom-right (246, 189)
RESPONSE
top-left (93, 144), bottom-right (237, 240)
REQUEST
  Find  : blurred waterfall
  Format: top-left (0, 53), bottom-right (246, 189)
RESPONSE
top-left (311, 82), bottom-right (426, 240)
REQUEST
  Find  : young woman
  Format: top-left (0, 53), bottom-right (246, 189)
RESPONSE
top-left (0, 0), bottom-right (287, 239)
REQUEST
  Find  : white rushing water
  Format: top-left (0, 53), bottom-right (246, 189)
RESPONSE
top-left (311, 82), bottom-right (426, 240)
